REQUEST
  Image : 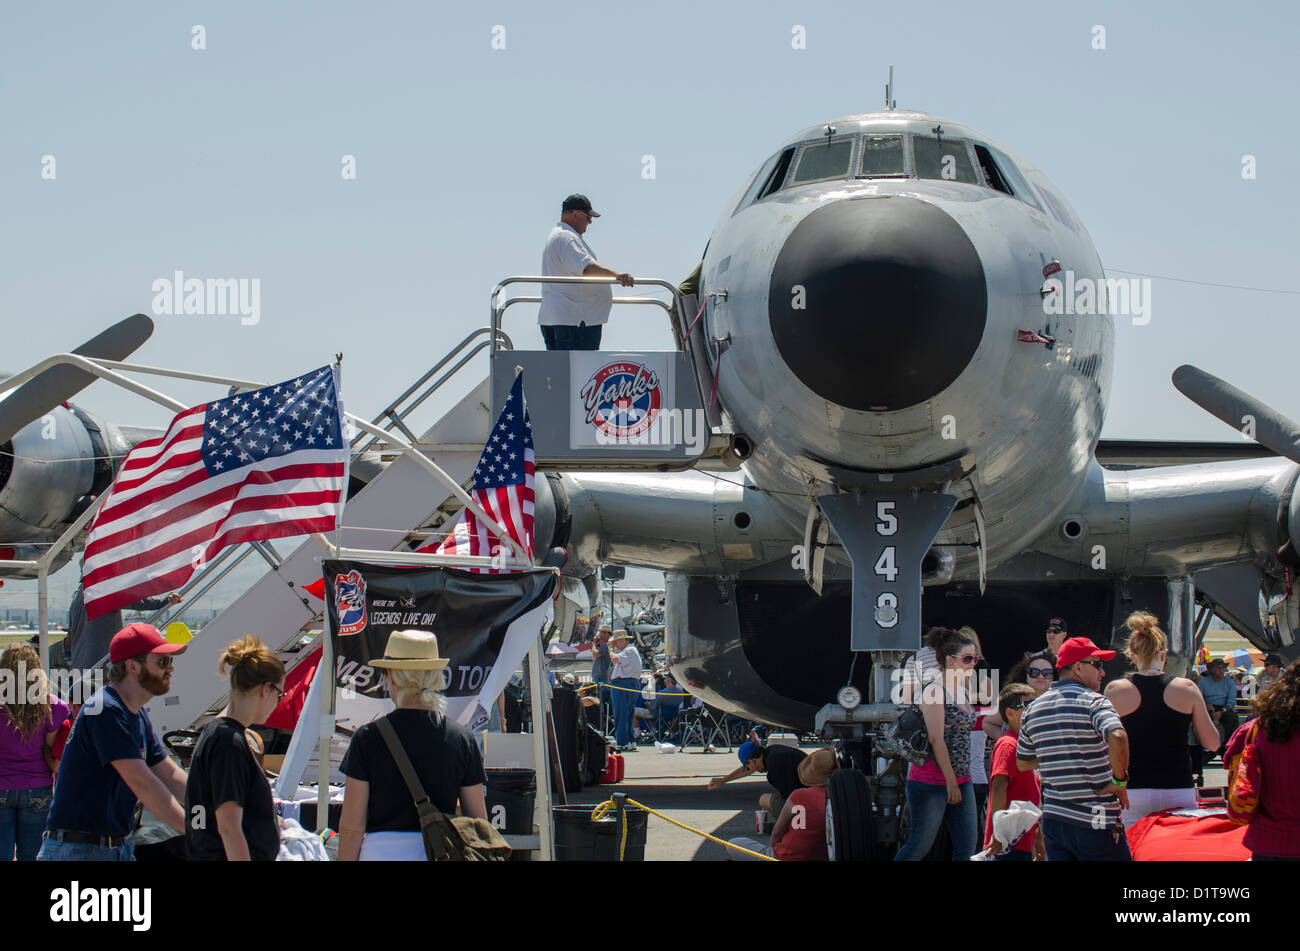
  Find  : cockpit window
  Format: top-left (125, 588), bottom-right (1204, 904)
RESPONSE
top-left (984, 144), bottom-right (1043, 212)
top-left (790, 137), bottom-right (855, 186)
top-left (858, 135), bottom-right (906, 177)
top-left (913, 137), bottom-right (978, 184)
top-left (754, 147), bottom-right (795, 202)
top-left (735, 151), bottom-right (782, 213)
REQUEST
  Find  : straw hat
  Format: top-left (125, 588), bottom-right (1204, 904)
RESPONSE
top-left (797, 748), bottom-right (839, 788)
top-left (609, 629), bottom-right (632, 644)
top-left (369, 630), bottom-right (448, 670)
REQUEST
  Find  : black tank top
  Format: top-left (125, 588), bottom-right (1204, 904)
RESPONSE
top-left (1120, 673), bottom-right (1193, 789)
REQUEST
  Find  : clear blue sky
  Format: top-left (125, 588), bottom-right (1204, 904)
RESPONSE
top-left (2, 0), bottom-right (1296, 447)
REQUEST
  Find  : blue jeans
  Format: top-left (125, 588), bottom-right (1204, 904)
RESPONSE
top-left (36, 830), bottom-right (136, 862)
top-left (1042, 816), bottom-right (1132, 861)
top-left (542, 323), bottom-right (602, 351)
top-left (0, 786), bottom-right (53, 861)
top-left (894, 779), bottom-right (977, 861)
top-left (611, 677), bottom-right (639, 747)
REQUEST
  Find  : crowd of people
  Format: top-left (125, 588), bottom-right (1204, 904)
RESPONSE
top-left (0, 620), bottom-right (495, 862)
top-left (4, 605), bottom-right (1300, 863)
top-left (581, 622), bottom-right (692, 751)
top-left (889, 613), bottom-right (1300, 862)
top-left (705, 613), bottom-right (1300, 862)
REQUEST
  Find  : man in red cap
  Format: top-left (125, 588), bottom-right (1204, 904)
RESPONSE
top-left (36, 624), bottom-right (188, 861)
top-left (1016, 635), bottom-right (1132, 861)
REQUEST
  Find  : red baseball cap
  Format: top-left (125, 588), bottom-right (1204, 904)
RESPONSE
top-left (109, 623), bottom-right (186, 664)
top-left (1056, 636), bottom-right (1115, 669)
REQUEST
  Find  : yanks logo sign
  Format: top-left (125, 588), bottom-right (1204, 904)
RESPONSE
top-left (333, 570), bottom-right (368, 636)
top-left (578, 361), bottom-right (663, 440)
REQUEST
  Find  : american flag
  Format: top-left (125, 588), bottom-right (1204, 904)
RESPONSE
top-left (420, 371), bottom-right (534, 571)
top-left (83, 366), bottom-right (349, 618)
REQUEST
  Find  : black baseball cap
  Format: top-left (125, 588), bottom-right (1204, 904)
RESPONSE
top-left (562, 194), bottom-right (600, 217)
top-left (1047, 617), bottom-right (1067, 632)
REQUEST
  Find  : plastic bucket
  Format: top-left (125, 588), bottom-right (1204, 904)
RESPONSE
top-left (485, 767), bottom-right (537, 835)
top-left (552, 804), bottom-right (647, 861)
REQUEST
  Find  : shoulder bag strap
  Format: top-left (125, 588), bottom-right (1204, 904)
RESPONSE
top-left (375, 716), bottom-right (466, 860)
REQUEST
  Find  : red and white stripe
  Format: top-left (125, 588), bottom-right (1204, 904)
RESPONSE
top-left (83, 404), bottom-right (347, 618)
top-left (425, 449), bottom-right (534, 573)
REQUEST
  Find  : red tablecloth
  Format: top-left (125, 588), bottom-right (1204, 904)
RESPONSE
top-left (1127, 807), bottom-right (1250, 861)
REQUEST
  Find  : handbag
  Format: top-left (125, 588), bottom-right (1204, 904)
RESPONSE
top-left (375, 716), bottom-right (510, 861)
top-left (1226, 720), bottom-right (1262, 826)
top-left (888, 705), bottom-right (930, 766)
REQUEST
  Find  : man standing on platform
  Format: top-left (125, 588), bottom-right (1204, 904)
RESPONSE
top-left (538, 194), bottom-right (634, 351)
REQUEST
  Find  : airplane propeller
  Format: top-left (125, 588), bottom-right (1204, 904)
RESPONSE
top-left (1172, 364), bottom-right (1300, 467)
top-left (0, 313), bottom-right (154, 444)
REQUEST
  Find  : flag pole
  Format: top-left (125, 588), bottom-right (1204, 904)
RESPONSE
top-left (316, 570), bottom-right (337, 834)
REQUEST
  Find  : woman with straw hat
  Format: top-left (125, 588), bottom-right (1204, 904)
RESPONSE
top-left (338, 631), bottom-right (488, 861)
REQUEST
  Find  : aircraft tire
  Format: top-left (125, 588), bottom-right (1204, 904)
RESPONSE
top-left (826, 768), bottom-right (874, 861)
top-left (552, 686), bottom-right (588, 792)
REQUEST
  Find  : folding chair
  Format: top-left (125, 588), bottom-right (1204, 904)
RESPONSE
top-left (678, 703), bottom-right (732, 752)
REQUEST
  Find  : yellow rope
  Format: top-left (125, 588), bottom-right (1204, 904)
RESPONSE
top-left (577, 682), bottom-right (692, 697)
top-left (589, 797), bottom-right (778, 862)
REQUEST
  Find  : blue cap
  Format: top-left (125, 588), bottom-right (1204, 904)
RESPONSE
top-left (738, 741), bottom-right (763, 766)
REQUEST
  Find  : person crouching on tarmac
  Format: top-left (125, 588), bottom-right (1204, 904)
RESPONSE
top-left (726, 748), bottom-right (838, 860)
top-left (708, 740), bottom-right (808, 824)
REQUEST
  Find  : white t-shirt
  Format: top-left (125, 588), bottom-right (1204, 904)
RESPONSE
top-left (538, 223), bottom-right (613, 327)
top-left (611, 644), bottom-right (643, 681)
top-left (969, 727), bottom-right (988, 784)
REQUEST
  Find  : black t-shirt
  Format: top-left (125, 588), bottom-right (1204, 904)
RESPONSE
top-left (762, 745), bottom-right (808, 799)
top-left (340, 709), bottom-right (488, 833)
top-left (184, 717), bottom-right (279, 861)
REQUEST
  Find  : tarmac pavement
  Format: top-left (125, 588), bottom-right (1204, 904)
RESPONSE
top-left (565, 748), bottom-right (779, 861)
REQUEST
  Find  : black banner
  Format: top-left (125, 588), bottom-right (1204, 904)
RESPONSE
top-left (323, 560), bottom-right (555, 708)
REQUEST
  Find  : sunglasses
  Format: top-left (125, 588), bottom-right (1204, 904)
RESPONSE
top-left (1004, 701), bottom-right (1026, 711)
top-left (957, 653), bottom-right (980, 665)
top-left (267, 683), bottom-right (285, 702)
top-left (1028, 668), bottom-right (1054, 678)
top-left (1079, 659), bottom-right (1105, 669)
top-left (151, 655), bottom-right (174, 670)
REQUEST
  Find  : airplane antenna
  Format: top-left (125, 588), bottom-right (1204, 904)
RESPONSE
top-left (884, 65), bottom-right (896, 110)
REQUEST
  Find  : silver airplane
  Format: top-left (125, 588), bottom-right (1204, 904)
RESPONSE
top-left (3, 109), bottom-right (1296, 856)
top-left (523, 110), bottom-right (1297, 756)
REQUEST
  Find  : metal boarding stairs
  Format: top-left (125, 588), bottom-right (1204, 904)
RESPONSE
top-left (147, 276), bottom-right (729, 732)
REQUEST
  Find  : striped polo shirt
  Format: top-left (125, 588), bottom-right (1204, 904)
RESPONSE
top-left (1017, 679), bottom-right (1124, 829)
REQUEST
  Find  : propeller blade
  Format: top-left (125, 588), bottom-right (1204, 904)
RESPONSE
top-left (0, 314), bottom-right (154, 443)
top-left (1172, 364), bottom-right (1300, 467)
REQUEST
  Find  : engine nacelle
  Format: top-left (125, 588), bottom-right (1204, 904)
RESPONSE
top-left (0, 405), bottom-right (117, 542)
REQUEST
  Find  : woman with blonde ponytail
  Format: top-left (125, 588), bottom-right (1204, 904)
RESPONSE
top-left (184, 636), bottom-right (285, 860)
top-left (1104, 612), bottom-right (1220, 828)
top-left (338, 630), bottom-right (488, 861)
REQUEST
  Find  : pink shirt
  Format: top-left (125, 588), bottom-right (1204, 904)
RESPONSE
top-left (0, 697), bottom-right (71, 789)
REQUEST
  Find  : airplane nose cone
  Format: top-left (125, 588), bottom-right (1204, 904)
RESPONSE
top-left (768, 196), bottom-right (987, 412)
